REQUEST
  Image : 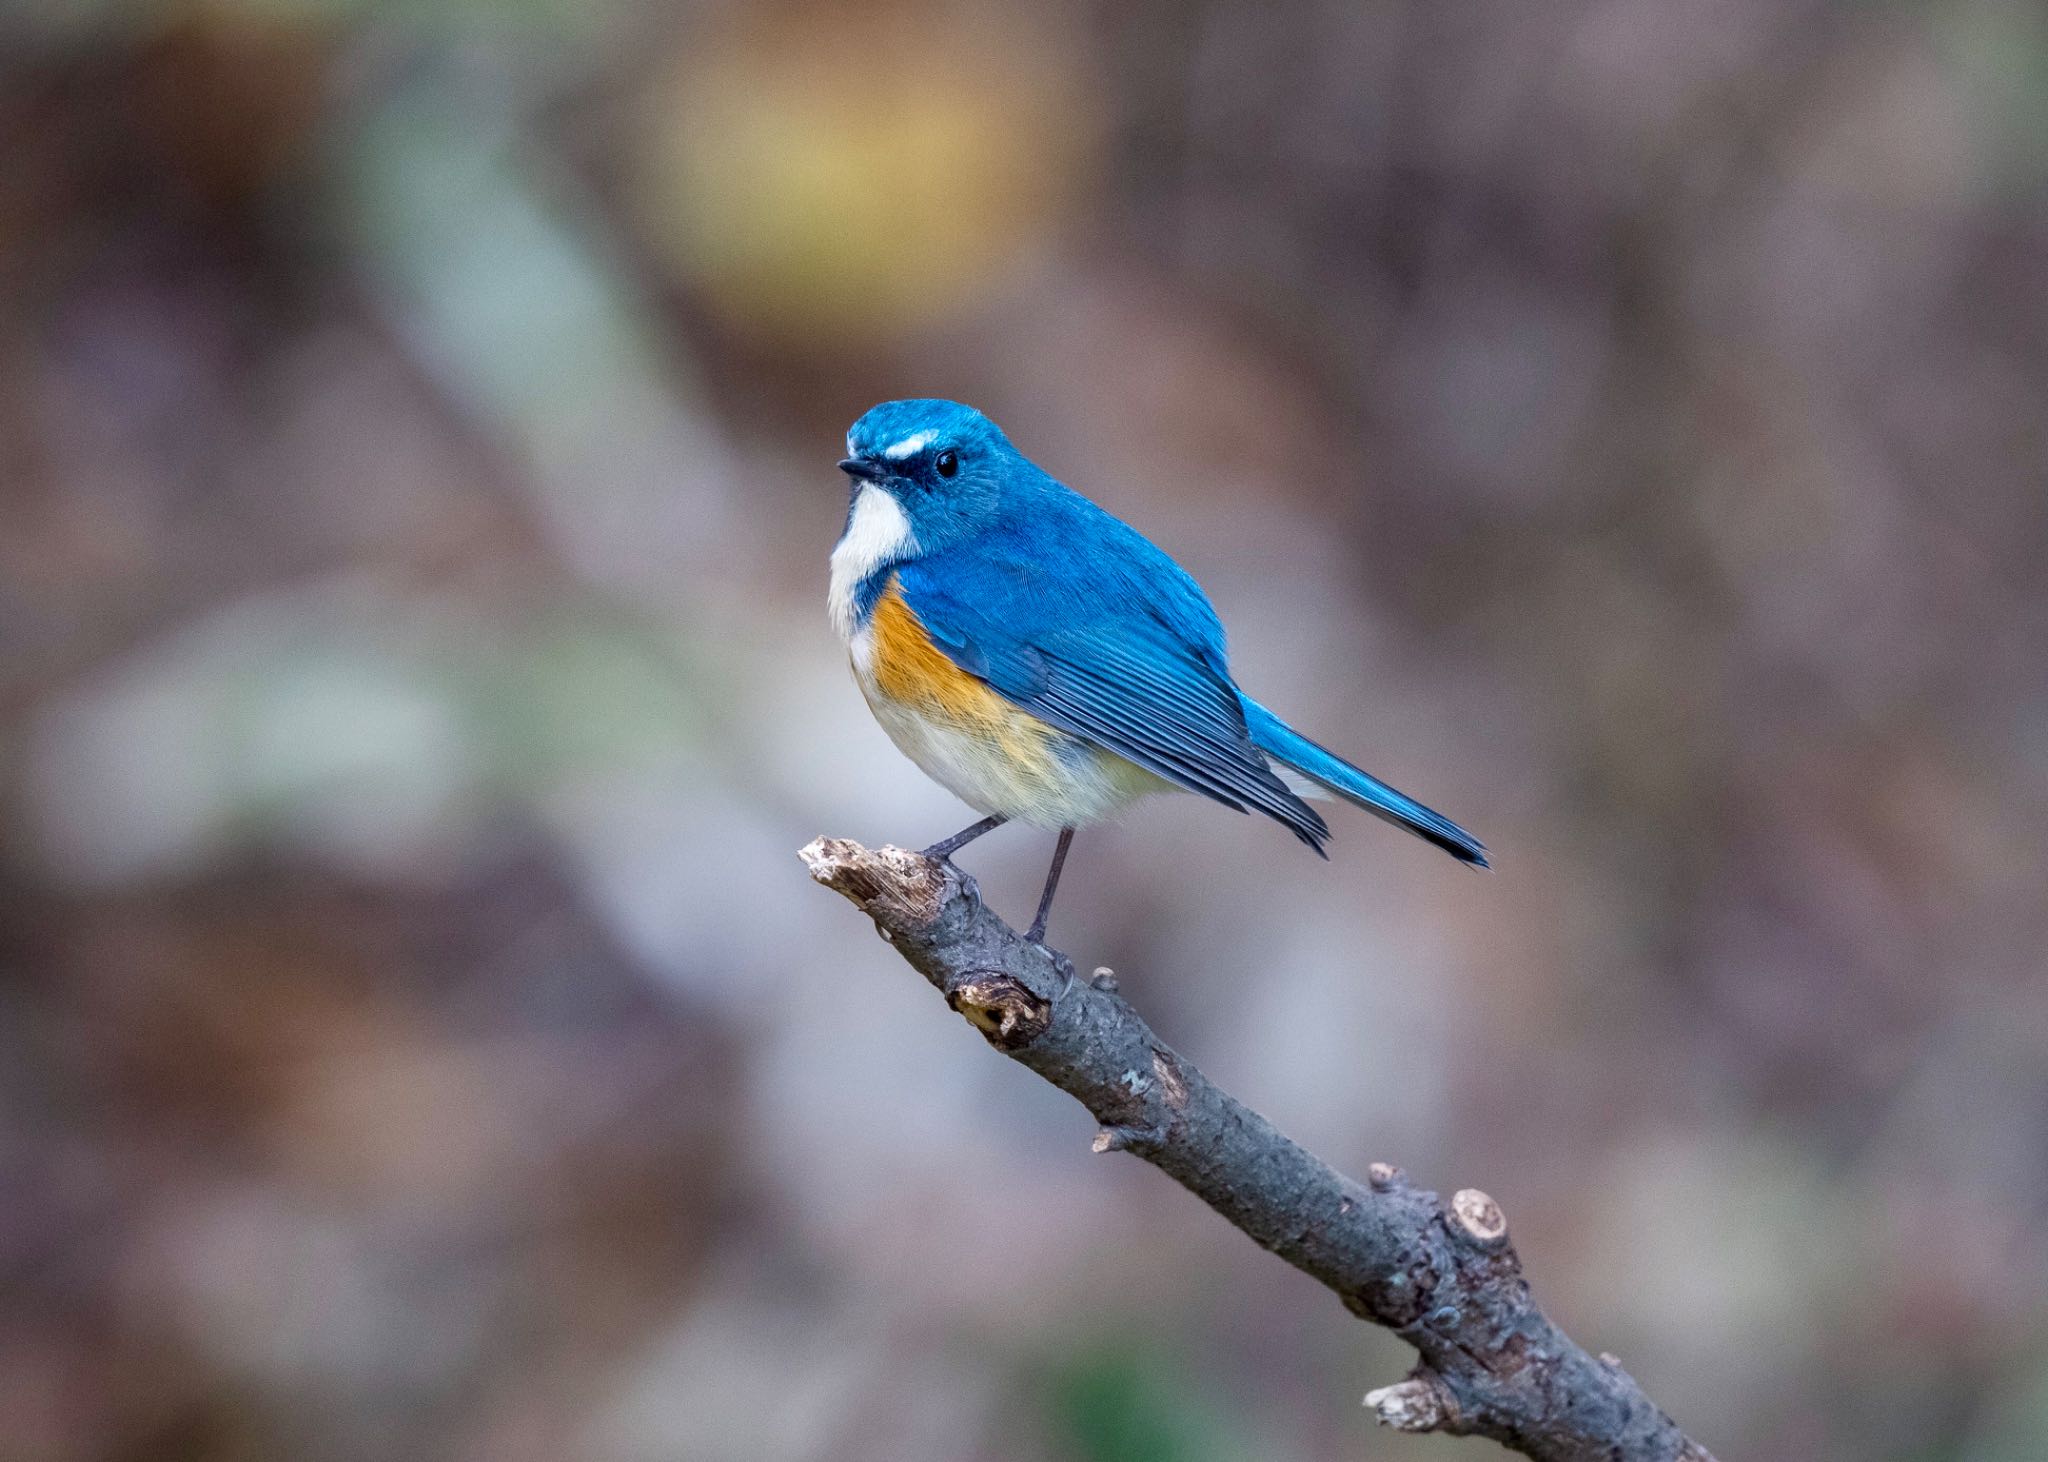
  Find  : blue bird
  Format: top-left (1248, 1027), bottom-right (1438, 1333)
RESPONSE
top-left (830, 399), bottom-right (1485, 944)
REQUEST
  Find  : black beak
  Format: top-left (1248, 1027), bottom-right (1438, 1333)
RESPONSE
top-left (838, 457), bottom-right (886, 482)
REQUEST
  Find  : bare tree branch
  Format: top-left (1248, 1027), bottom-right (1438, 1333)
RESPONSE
top-left (801, 836), bottom-right (1718, 1462)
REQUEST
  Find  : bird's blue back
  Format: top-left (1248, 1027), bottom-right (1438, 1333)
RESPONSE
top-left (892, 456), bottom-right (1330, 848)
top-left (918, 461), bottom-right (1223, 655)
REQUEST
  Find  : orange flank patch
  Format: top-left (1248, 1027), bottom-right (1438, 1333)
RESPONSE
top-left (867, 580), bottom-right (1061, 761)
top-left (870, 581), bottom-right (1015, 724)
top-left (855, 576), bottom-right (1168, 823)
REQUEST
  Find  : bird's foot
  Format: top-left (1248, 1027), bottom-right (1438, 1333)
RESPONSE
top-left (919, 814), bottom-right (1007, 863)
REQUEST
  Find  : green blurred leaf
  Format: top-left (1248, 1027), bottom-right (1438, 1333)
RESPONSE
top-left (1964, 1349), bottom-right (2048, 1462)
top-left (1042, 1339), bottom-right (1254, 1462)
top-left (1934, 0), bottom-right (2048, 192)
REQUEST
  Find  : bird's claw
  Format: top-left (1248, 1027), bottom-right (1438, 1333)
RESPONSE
top-left (1044, 949), bottom-right (1077, 1006)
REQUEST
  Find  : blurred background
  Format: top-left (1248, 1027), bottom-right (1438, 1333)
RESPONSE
top-left (3, 1), bottom-right (2046, 1458)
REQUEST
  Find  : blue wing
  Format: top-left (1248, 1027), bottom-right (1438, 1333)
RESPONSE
top-left (893, 495), bottom-right (1329, 852)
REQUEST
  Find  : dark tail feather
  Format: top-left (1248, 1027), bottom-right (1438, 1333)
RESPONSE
top-left (1242, 700), bottom-right (1488, 868)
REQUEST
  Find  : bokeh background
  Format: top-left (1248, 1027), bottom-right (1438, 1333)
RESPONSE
top-left (4, 1), bottom-right (2047, 1458)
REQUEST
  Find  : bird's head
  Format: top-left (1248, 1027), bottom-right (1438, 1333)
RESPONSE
top-left (837, 399), bottom-right (1016, 553)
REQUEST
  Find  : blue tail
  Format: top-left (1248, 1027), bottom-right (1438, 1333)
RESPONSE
top-left (1242, 700), bottom-right (1488, 868)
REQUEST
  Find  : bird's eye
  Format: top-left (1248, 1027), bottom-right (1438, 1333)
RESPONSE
top-left (935, 449), bottom-right (959, 479)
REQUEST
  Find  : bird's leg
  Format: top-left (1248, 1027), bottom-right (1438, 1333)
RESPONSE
top-left (1025, 828), bottom-right (1075, 945)
top-left (920, 814), bottom-right (1007, 861)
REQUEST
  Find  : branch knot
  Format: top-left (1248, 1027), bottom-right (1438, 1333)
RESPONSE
top-left (1365, 1371), bottom-right (1459, 1432)
top-left (1451, 1188), bottom-right (1510, 1248)
top-left (948, 975), bottom-right (1051, 1049)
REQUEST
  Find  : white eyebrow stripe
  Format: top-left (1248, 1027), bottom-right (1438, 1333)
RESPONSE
top-left (882, 430), bottom-right (935, 460)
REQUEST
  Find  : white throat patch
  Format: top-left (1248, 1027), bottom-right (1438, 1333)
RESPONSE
top-left (828, 486), bottom-right (917, 639)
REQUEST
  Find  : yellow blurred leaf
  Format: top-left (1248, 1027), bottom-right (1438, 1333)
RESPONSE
top-left (633, 4), bottom-right (1097, 347)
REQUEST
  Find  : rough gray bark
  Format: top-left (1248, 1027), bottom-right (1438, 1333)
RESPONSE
top-left (801, 836), bottom-right (1718, 1462)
